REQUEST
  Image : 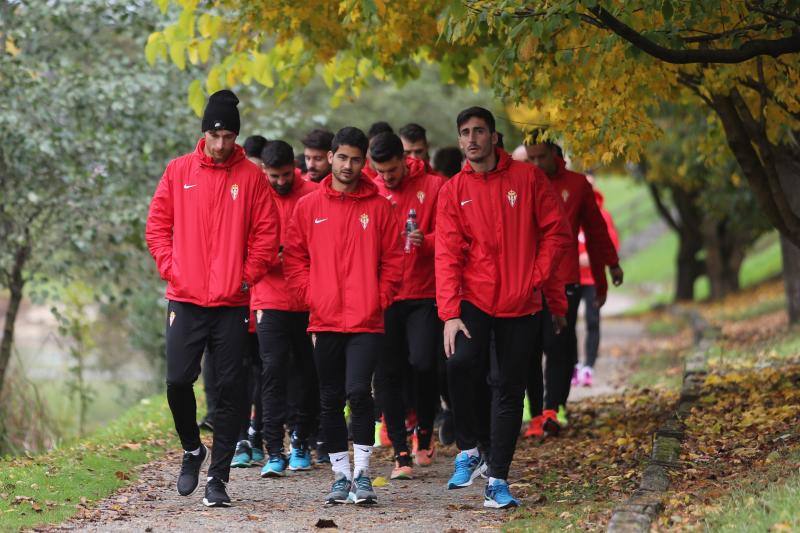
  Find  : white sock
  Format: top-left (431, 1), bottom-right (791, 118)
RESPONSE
top-left (187, 446), bottom-right (202, 456)
top-left (329, 451), bottom-right (351, 479)
top-left (353, 444), bottom-right (373, 478)
top-left (462, 447), bottom-right (479, 459)
top-left (488, 477), bottom-right (505, 485)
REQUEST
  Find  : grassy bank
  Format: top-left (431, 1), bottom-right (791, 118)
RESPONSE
top-left (0, 393), bottom-right (178, 530)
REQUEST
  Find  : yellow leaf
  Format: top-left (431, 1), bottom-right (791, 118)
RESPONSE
top-left (187, 42), bottom-right (199, 65)
top-left (169, 41), bottom-right (186, 70)
top-left (206, 64), bottom-right (224, 93)
top-left (198, 40), bottom-right (212, 63)
top-left (145, 33), bottom-right (162, 66)
top-left (372, 476), bottom-right (388, 487)
top-left (5, 37), bottom-right (20, 56)
top-left (154, 0), bottom-right (169, 15)
top-left (198, 13), bottom-right (221, 39)
top-left (188, 80), bottom-right (205, 117)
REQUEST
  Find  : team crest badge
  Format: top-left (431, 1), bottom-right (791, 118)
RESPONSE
top-left (359, 213), bottom-right (369, 230)
top-left (507, 189), bottom-right (518, 207)
top-left (417, 191), bottom-right (425, 204)
top-left (231, 183), bottom-right (239, 200)
top-left (169, 311), bottom-right (176, 327)
top-left (561, 189), bottom-right (569, 203)
top-left (256, 310), bottom-right (263, 324)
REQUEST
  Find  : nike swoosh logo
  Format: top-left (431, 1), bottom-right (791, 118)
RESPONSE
top-left (314, 218), bottom-right (328, 224)
top-left (460, 199), bottom-right (472, 206)
top-left (333, 456), bottom-right (346, 462)
top-left (184, 184), bottom-right (197, 189)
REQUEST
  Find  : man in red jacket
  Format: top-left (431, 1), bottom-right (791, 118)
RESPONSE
top-left (145, 90), bottom-right (280, 508)
top-left (436, 107), bottom-right (572, 508)
top-left (283, 127), bottom-right (403, 506)
top-left (247, 140), bottom-right (320, 477)
top-left (369, 132), bottom-right (445, 480)
top-left (301, 129), bottom-right (334, 183)
top-left (523, 138), bottom-right (623, 433)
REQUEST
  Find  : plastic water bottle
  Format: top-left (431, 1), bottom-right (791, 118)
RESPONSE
top-left (404, 209), bottom-right (418, 254)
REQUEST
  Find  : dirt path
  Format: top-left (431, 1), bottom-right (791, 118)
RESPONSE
top-left (51, 315), bottom-right (643, 532)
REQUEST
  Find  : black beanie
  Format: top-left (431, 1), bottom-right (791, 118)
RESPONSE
top-left (201, 90), bottom-right (240, 134)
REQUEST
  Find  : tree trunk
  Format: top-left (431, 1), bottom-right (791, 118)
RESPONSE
top-left (0, 244), bottom-right (29, 398)
top-left (702, 219), bottom-right (747, 301)
top-left (777, 152), bottom-right (800, 324)
top-left (780, 236), bottom-right (800, 323)
top-left (675, 229), bottom-right (704, 301)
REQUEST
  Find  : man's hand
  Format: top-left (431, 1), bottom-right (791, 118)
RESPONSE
top-left (407, 229), bottom-right (424, 247)
top-left (240, 280), bottom-right (249, 293)
top-left (278, 245), bottom-right (284, 262)
top-left (578, 252), bottom-right (590, 268)
top-left (552, 315), bottom-right (567, 335)
top-left (594, 291), bottom-right (607, 308)
top-left (443, 318), bottom-right (471, 358)
top-left (609, 264), bottom-right (624, 286)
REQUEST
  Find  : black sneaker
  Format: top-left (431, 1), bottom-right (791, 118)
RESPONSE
top-left (316, 441), bottom-right (330, 464)
top-left (438, 409), bottom-right (455, 446)
top-left (202, 477), bottom-right (231, 507)
top-left (177, 444), bottom-right (209, 496)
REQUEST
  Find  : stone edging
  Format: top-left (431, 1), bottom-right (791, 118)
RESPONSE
top-left (607, 310), bottom-right (717, 532)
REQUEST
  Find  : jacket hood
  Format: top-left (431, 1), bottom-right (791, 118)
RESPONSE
top-left (593, 188), bottom-right (605, 208)
top-left (193, 138), bottom-right (246, 169)
top-left (377, 157), bottom-right (428, 192)
top-left (320, 173), bottom-right (379, 199)
top-left (462, 148), bottom-right (512, 178)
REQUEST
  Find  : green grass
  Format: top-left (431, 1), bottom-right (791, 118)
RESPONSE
top-left (628, 348), bottom-right (684, 390)
top-left (702, 448), bottom-right (800, 531)
top-left (623, 232), bottom-right (679, 286)
top-left (594, 175), bottom-right (659, 243)
top-left (709, 326), bottom-right (800, 368)
top-left (0, 393), bottom-right (178, 530)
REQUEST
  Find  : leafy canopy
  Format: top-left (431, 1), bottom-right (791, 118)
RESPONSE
top-left (147, 1), bottom-right (800, 165)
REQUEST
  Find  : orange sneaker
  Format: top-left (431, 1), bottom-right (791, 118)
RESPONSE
top-left (413, 438), bottom-right (436, 467)
top-left (524, 415), bottom-right (545, 438)
top-left (542, 409), bottom-right (561, 437)
top-left (390, 451), bottom-right (414, 480)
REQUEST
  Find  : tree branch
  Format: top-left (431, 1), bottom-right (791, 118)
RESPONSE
top-left (589, 6), bottom-right (800, 64)
top-left (648, 182), bottom-right (681, 232)
top-left (745, 2), bottom-right (800, 25)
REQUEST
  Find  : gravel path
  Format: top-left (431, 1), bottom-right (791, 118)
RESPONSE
top-left (51, 316), bottom-right (643, 532)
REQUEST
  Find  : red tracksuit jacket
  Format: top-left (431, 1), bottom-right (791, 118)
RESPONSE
top-left (548, 157), bottom-right (619, 302)
top-left (579, 189), bottom-right (619, 285)
top-left (283, 175), bottom-right (404, 333)
top-left (375, 157), bottom-right (444, 301)
top-left (250, 176), bottom-right (318, 312)
top-left (435, 149), bottom-right (572, 321)
top-left (146, 139), bottom-right (281, 307)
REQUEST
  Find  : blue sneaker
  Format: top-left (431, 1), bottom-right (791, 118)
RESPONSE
top-left (230, 440), bottom-right (252, 468)
top-left (288, 446), bottom-right (312, 471)
top-left (251, 447), bottom-right (265, 466)
top-left (325, 472), bottom-right (352, 505)
top-left (260, 453), bottom-right (287, 477)
top-left (349, 472), bottom-right (377, 505)
top-left (447, 451), bottom-right (487, 489)
top-left (484, 479), bottom-right (520, 509)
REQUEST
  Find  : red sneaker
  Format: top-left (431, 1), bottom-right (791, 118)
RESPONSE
top-left (542, 409), bottom-right (561, 437)
top-left (524, 415), bottom-right (545, 438)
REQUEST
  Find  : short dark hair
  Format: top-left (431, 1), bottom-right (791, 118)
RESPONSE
top-left (369, 132), bottom-right (405, 164)
top-left (295, 153), bottom-right (307, 173)
top-left (301, 128), bottom-right (334, 151)
top-left (456, 106), bottom-right (496, 133)
top-left (243, 135), bottom-right (269, 157)
top-left (331, 127), bottom-right (369, 157)
top-left (432, 147), bottom-right (463, 178)
top-left (367, 121), bottom-right (394, 139)
top-left (260, 140), bottom-right (294, 169)
top-left (399, 123), bottom-right (427, 143)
